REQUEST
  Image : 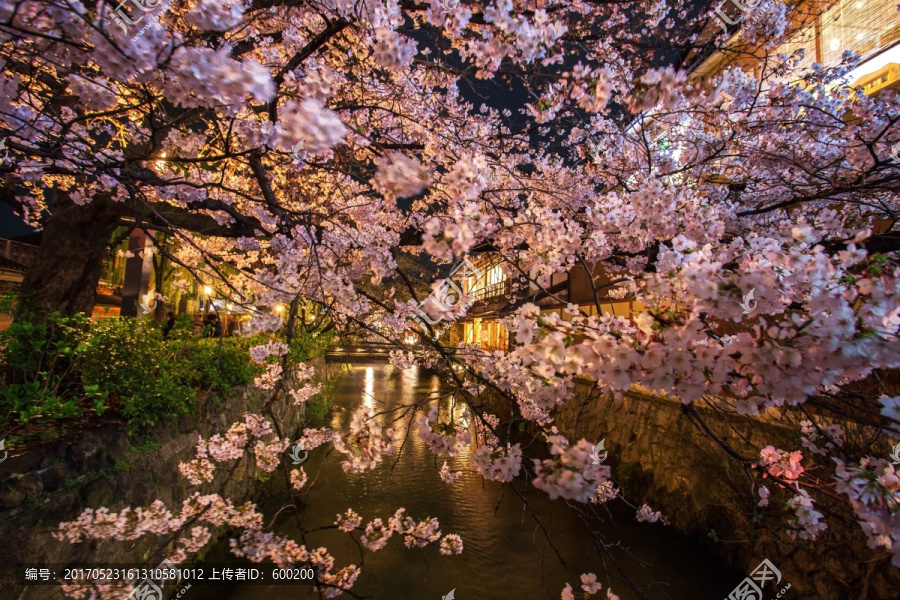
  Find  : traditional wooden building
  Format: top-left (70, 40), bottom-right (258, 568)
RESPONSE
top-left (450, 257), bottom-right (642, 351)
top-left (449, 0), bottom-right (899, 352)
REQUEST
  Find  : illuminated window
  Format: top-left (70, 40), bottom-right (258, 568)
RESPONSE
top-left (776, 23), bottom-right (817, 74)
top-left (469, 262), bottom-right (508, 301)
top-left (821, 0), bottom-right (899, 67)
top-left (486, 265), bottom-right (504, 286)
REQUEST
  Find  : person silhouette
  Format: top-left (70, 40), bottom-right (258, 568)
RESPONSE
top-left (202, 312), bottom-right (216, 338)
top-left (206, 313), bottom-right (222, 338)
top-left (162, 312), bottom-right (176, 339)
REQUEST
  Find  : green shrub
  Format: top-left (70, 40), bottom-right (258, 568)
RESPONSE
top-left (171, 336), bottom-right (259, 392)
top-left (1, 295), bottom-right (265, 434)
top-left (289, 327), bottom-right (334, 363)
top-left (0, 294), bottom-right (93, 425)
top-left (75, 318), bottom-right (200, 429)
top-left (303, 373), bottom-right (338, 426)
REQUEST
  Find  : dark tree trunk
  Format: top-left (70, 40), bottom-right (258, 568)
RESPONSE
top-left (17, 194), bottom-right (129, 318)
top-left (4, 184), bottom-right (264, 320)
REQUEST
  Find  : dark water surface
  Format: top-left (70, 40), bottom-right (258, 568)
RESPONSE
top-left (198, 365), bottom-right (741, 600)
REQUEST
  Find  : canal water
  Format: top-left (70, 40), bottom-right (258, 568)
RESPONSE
top-left (200, 364), bottom-right (742, 600)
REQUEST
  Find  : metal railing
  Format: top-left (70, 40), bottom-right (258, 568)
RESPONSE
top-left (470, 279), bottom-right (510, 303)
top-left (325, 342), bottom-right (416, 364)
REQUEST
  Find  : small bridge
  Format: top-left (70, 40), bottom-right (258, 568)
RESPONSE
top-left (325, 342), bottom-right (403, 363)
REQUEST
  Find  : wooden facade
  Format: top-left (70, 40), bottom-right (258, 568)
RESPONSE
top-left (452, 0), bottom-right (899, 352)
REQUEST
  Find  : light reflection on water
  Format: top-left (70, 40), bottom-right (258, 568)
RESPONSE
top-left (202, 364), bottom-right (740, 600)
top-left (363, 366), bottom-right (375, 412)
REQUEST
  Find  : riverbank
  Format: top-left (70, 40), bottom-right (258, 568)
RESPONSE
top-left (545, 379), bottom-right (900, 599)
top-left (0, 360), bottom-right (340, 600)
top-left (196, 364), bottom-right (743, 600)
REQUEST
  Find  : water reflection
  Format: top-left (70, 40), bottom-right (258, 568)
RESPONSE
top-left (201, 365), bottom-right (740, 600)
top-left (363, 366), bottom-right (374, 412)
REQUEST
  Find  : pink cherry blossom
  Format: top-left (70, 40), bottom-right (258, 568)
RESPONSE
top-left (335, 509), bottom-right (363, 533)
top-left (759, 446), bottom-right (805, 483)
top-left (533, 435), bottom-right (610, 502)
top-left (439, 533), bottom-right (464, 555)
top-left (581, 572), bottom-right (602, 594)
top-left (635, 504), bottom-right (668, 525)
top-left (13, 0), bottom-right (900, 594)
top-left (439, 461), bottom-right (462, 484)
top-left (416, 405), bottom-right (472, 457)
top-left (290, 468), bottom-right (308, 491)
top-left (250, 341), bottom-right (289, 364)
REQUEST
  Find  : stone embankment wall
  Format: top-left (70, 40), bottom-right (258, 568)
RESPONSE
top-left (545, 379), bottom-right (900, 600)
top-left (0, 360), bottom-right (340, 600)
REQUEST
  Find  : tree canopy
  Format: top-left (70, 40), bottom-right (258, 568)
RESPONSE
top-left (3, 0), bottom-right (900, 596)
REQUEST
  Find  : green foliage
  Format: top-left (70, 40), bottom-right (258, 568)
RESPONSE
top-left (158, 313), bottom-right (197, 341)
top-left (172, 336), bottom-right (259, 392)
top-left (303, 373), bottom-right (338, 426)
top-left (75, 318), bottom-right (262, 429)
top-left (1, 293), bottom-right (335, 437)
top-left (0, 293), bottom-right (91, 424)
top-left (0, 294), bottom-right (263, 434)
top-left (280, 327), bottom-right (336, 427)
top-left (75, 318), bottom-right (199, 429)
top-left (288, 327), bottom-right (334, 362)
top-left (84, 384), bottom-right (109, 416)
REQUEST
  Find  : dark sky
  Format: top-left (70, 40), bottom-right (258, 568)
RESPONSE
top-left (0, 202), bottom-right (35, 240)
top-left (1, 4), bottom-right (702, 241)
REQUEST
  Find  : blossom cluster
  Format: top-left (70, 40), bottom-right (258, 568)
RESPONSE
top-left (799, 420), bottom-right (844, 456)
top-left (389, 350), bottom-right (419, 369)
top-left (532, 432), bottom-right (611, 502)
top-left (635, 504), bottom-right (669, 525)
top-left (471, 443), bottom-right (523, 483)
top-left (178, 413), bottom-right (286, 484)
top-left (354, 508), bottom-right (463, 556)
top-left (249, 341), bottom-right (289, 364)
top-left (254, 363), bottom-right (284, 390)
top-left (372, 152), bottom-right (431, 199)
top-left (439, 461), bottom-right (462, 484)
top-left (835, 458), bottom-right (900, 566)
top-left (55, 492), bottom-right (263, 559)
top-left (757, 446), bottom-right (805, 484)
top-left (229, 529), bottom-right (359, 598)
top-left (561, 573), bottom-right (621, 600)
top-left (335, 509), bottom-right (363, 532)
top-left (290, 467), bottom-right (308, 491)
top-left (332, 406), bottom-right (400, 473)
top-left (786, 489), bottom-right (827, 540)
top-left (289, 382), bottom-right (322, 404)
top-left (591, 481), bottom-right (619, 504)
top-left (299, 427), bottom-right (338, 450)
top-left (416, 405), bottom-right (472, 457)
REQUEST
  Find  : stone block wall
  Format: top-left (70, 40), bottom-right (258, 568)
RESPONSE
top-left (0, 360), bottom-right (339, 600)
top-left (480, 379), bottom-right (900, 599)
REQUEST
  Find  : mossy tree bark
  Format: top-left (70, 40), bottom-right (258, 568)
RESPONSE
top-left (16, 193), bottom-right (129, 319)
top-left (5, 183), bottom-right (267, 319)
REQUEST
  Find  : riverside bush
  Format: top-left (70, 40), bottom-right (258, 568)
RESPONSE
top-left (74, 318), bottom-right (199, 429)
top-left (0, 295), bottom-right (90, 427)
top-left (0, 296), bottom-right (264, 433)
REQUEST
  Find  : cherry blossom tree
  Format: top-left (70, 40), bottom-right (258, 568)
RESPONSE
top-left (3, 0), bottom-right (900, 597)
